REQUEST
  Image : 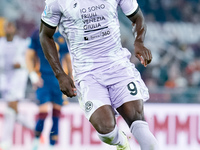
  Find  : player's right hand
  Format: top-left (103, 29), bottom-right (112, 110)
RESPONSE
top-left (57, 73), bottom-right (77, 97)
top-left (32, 78), bottom-right (43, 90)
top-left (13, 63), bottom-right (21, 69)
top-left (29, 71), bottom-right (43, 90)
top-left (134, 41), bottom-right (152, 67)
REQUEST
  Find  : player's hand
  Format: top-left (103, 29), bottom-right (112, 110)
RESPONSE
top-left (134, 41), bottom-right (152, 67)
top-left (57, 73), bottom-right (77, 97)
top-left (32, 78), bottom-right (43, 90)
top-left (13, 63), bottom-right (21, 69)
top-left (29, 71), bottom-right (43, 90)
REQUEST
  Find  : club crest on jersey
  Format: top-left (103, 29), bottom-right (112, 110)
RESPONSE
top-left (85, 101), bottom-right (93, 112)
top-left (73, 3), bottom-right (77, 8)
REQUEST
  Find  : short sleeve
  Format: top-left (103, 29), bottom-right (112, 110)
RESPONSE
top-left (41, 0), bottom-right (62, 28)
top-left (118, 0), bottom-right (139, 16)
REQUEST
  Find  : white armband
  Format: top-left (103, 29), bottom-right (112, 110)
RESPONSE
top-left (29, 71), bottom-right (39, 84)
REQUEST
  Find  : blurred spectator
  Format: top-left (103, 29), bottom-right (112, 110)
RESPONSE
top-left (0, 20), bottom-right (32, 150)
top-left (138, 0), bottom-right (200, 23)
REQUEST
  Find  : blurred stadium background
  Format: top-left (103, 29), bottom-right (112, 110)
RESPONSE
top-left (0, 0), bottom-right (200, 150)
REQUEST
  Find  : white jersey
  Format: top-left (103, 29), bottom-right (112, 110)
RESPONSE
top-left (41, 0), bottom-right (138, 80)
top-left (0, 36), bottom-right (28, 100)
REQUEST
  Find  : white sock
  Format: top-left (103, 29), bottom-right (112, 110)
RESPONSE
top-left (48, 145), bottom-right (55, 150)
top-left (32, 137), bottom-right (40, 150)
top-left (130, 120), bottom-right (159, 150)
top-left (1, 107), bottom-right (16, 142)
top-left (16, 113), bottom-right (34, 130)
top-left (98, 125), bottom-right (126, 146)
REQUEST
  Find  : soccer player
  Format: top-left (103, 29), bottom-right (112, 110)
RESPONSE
top-left (39, 0), bottom-right (159, 150)
top-left (0, 20), bottom-right (30, 150)
top-left (26, 28), bottom-right (72, 150)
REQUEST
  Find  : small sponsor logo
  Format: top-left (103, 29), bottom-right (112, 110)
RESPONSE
top-left (85, 101), bottom-right (93, 112)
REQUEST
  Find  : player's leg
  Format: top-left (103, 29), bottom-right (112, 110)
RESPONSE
top-left (0, 101), bottom-right (18, 150)
top-left (14, 72), bottom-right (33, 129)
top-left (1, 75), bottom-right (29, 149)
top-left (32, 86), bottom-right (50, 150)
top-left (3, 100), bottom-right (33, 137)
top-left (35, 103), bottom-right (49, 137)
top-left (111, 65), bottom-right (159, 150)
top-left (76, 75), bottom-right (129, 149)
top-left (32, 102), bottom-right (49, 150)
top-left (48, 77), bottom-right (64, 149)
top-left (49, 103), bottom-right (61, 149)
top-left (117, 100), bottom-right (159, 150)
top-left (89, 105), bottom-right (130, 149)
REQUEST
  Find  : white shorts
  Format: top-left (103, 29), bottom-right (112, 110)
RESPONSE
top-left (75, 63), bottom-right (149, 120)
top-left (1, 70), bottom-right (28, 101)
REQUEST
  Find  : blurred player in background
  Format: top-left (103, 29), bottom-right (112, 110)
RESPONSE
top-left (39, 0), bottom-right (160, 150)
top-left (0, 20), bottom-right (30, 150)
top-left (26, 28), bottom-right (72, 150)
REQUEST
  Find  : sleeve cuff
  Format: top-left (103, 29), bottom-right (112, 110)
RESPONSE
top-left (126, 5), bottom-right (139, 18)
top-left (41, 19), bottom-right (57, 29)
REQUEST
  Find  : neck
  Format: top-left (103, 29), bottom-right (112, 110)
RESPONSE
top-left (6, 35), bottom-right (14, 42)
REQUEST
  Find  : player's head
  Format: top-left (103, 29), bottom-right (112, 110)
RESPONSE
top-left (4, 20), bottom-right (16, 37)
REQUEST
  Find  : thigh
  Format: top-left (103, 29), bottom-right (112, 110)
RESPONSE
top-left (116, 100), bottom-right (145, 127)
top-left (51, 84), bottom-right (63, 106)
top-left (52, 103), bottom-right (62, 111)
top-left (3, 75), bottom-right (27, 101)
top-left (36, 86), bottom-right (51, 105)
top-left (75, 75), bottom-right (111, 120)
top-left (39, 102), bottom-right (50, 113)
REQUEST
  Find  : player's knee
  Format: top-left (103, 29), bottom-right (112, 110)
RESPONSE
top-left (8, 101), bottom-right (18, 113)
top-left (133, 108), bottom-right (144, 121)
top-left (52, 103), bottom-right (62, 111)
top-left (90, 105), bottom-right (116, 134)
top-left (126, 107), bottom-right (145, 126)
top-left (95, 120), bottom-right (116, 134)
top-left (39, 103), bottom-right (50, 112)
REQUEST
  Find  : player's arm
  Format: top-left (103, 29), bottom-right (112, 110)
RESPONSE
top-left (25, 48), bottom-right (43, 88)
top-left (39, 22), bottom-right (76, 97)
top-left (25, 49), bottom-right (36, 73)
top-left (127, 7), bottom-right (152, 67)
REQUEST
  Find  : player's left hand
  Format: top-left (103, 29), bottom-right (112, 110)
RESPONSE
top-left (134, 41), bottom-right (152, 67)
